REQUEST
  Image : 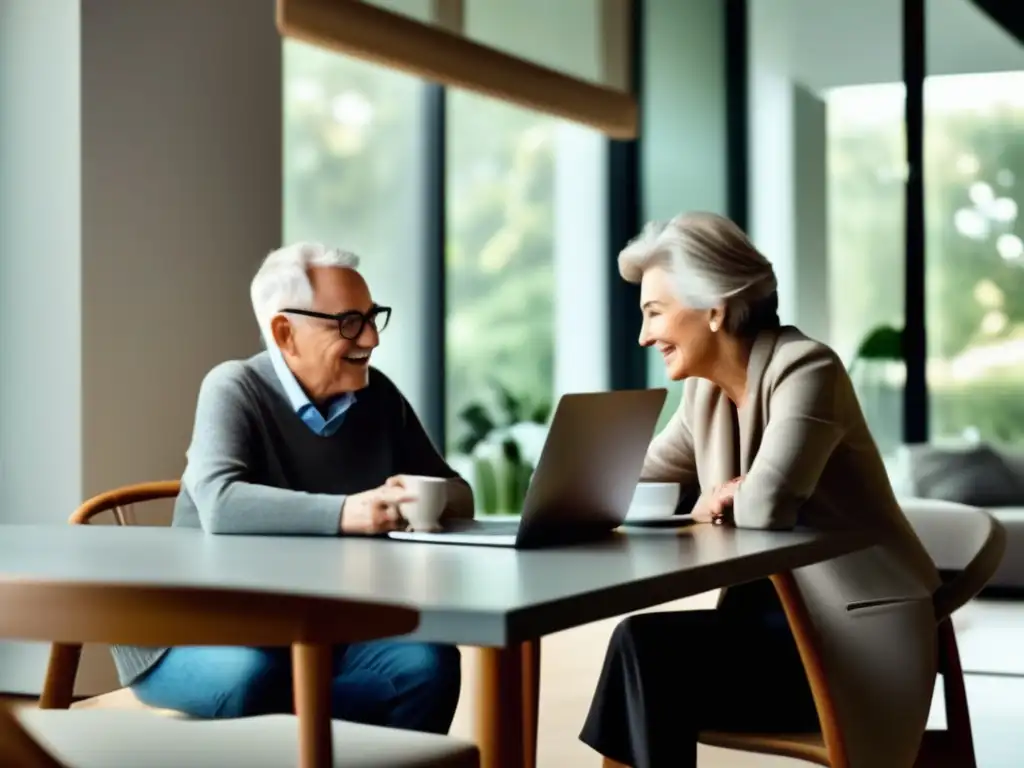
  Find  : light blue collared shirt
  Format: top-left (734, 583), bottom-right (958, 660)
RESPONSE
top-left (268, 344), bottom-right (355, 437)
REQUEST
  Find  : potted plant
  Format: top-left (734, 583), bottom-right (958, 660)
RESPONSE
top-left (453, 382), bottom-right (550, 516)
top-left (849, 324), bottom-right (904, 456)
top-left (850, 324), bottom-right (903, 372)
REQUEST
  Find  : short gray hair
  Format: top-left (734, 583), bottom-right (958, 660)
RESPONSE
top-left (250, 242), bottom-right (360, 342)
top-left (618, 211), bottom-right (779, 335)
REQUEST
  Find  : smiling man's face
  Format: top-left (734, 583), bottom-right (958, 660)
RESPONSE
top-left (272, 267), bottom-right (380, 401)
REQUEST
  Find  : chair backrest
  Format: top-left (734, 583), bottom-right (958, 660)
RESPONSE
top-left (776, 548), bottom-right (941, 766)
top-left (0, 580), bottom-right (417, 649)
top-left (762, 500), bottom-right (1002, 768)
top-left (69, 481), bottom-right (181, 526)
top-left (43, 481), bottom-right (181, 709)
top-left (899, 498), bottom-right (1007, 620)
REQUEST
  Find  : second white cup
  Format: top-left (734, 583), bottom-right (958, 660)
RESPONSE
top-left (625, 482), bottom-right (681, 520)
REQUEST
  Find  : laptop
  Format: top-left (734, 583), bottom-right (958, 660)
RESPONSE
top-left (389, 388), bottom-right (667, 549)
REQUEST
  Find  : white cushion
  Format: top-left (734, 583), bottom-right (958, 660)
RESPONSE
top-left (987, 507), bottom-right (1024, 588)
top-left (898, 497), bottom-right (996, 573)
top-left (989, 507), bottom-right (1024, 523)
top-left (896, 499), bottom-right (1024, 589)
top-left (17, 709), bottom-right (478, 768)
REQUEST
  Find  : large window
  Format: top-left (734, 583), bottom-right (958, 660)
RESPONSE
top-left (444, 91), bottom-right (557, 470)
top-left (924, 72), bottom-right (1024, 444)
top-left (827, 71), bottom-right (1024, 449)
top-left (282, 41), bottom-right (430, 415)
top-left (444, 88), bottom-right (609, 514)
top-left (826, 83), bottom-right (907, 456)
top-left (284, 37), bottom-right (609, 517)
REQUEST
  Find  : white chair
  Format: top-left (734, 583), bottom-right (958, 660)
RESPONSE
top-left (700, 499), bottom-right (1005, 767)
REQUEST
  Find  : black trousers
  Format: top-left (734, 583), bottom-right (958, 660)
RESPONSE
top-left (579, 581), bottom-right (820, 768)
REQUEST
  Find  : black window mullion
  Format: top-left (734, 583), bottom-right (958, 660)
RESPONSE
top-left (421, 83), bottom-right (447, 447)
top-left (725, 0), bottom-right (750, 232)
top-left (903, 0), bottom-right (928, 444)
top-left (607, 0), bottom-right (646, 391)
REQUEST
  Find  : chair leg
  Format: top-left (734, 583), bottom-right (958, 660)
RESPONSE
top-left (932, 620), bottom-right (977, 768)
top-left (292, 643), bottom-right (333, 768)
top-left (521, 640), bottom-right (541, 768)
top-left (476, 646), bottom-right (526, 768)
top-left (39, 644), bottom-right (82, 709)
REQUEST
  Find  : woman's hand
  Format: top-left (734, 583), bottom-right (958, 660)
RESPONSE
top-left (692, 476), bottom-right (744, 524)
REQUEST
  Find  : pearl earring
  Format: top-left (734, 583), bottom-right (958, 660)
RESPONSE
top-left (709, 321), bottom-right (719, 332)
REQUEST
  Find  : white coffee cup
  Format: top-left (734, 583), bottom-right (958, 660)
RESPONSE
top-left (625, 482), bottom-right (681, 520)
top-left (399, 476), bottom-right (448, 532)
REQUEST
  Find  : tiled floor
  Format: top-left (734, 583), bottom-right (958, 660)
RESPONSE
top-left (946, 598), bottom-right (1024, 768)
top-left (954, 598), bottom-right (1024, 676)
top-left (934, 675), bottom-right (1024, 768)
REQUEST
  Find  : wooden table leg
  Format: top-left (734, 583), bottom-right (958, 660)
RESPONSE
top-left (522, 640), bottom-right (541, 768)
top-left (39, 643), bottom-right (82, 709)
top-left (292, 642), bottom-right (333, 768)
top-left (476, 646), bottom-right (525, 768)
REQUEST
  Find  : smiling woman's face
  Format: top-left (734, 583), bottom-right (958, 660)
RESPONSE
top-left (637, 266), bottom-right (717, 381)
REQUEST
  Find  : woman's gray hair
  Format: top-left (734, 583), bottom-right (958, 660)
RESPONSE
top-left (618, 211), bottom-right (780, 336)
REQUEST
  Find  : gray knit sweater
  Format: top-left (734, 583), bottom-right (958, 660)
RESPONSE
top-left (111, 351), bottom-right (458, 686)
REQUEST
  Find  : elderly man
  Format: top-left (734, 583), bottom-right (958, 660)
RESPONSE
top-left (110, 243), bottom-right (473, 733)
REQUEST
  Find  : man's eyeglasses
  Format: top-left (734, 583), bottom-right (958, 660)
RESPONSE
top-left (281, 305), bottom-right (391, 340)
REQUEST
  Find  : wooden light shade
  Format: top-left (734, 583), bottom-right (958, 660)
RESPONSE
top-left (276, 0), bottom-right (639, 139)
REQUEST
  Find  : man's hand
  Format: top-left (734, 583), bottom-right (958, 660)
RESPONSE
top-left (692, 476), bottom-right (744, 524)
top-left (340, 484), bottom-right (417, 534)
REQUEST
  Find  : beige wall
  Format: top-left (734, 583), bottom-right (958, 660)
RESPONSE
top-left (0, 0), bottom-right (281, 695)
top-left (79, 0), bottom-right (280, 498)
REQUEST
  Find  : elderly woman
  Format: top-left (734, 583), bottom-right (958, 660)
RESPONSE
top-left (579, 213), bottom-right (940, 768)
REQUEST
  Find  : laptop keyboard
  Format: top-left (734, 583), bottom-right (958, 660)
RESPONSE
top-left (446, 519), bottom-right (522, 536)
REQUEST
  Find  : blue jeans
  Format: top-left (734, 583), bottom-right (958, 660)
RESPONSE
top-left (132, 641), bottom-right (461, 734)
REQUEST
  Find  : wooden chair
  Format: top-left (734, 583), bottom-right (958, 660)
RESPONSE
top-left (0, 703), bottom-right (63, 768)
top-left (699, 501), bottom-right (1006, 767)
top-left (67, 480), bottom-right (181, 527)
top-left (41, 481), bottom-right (181, 711)
top-left (0, 580), bottom-right (479, 768)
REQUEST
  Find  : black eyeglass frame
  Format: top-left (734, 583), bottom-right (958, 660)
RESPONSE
top-left (281, 305), bottom-right (392, 340)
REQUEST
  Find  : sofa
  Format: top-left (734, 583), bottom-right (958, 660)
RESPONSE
top-left (889, 442), bottom-right (1024, 591)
